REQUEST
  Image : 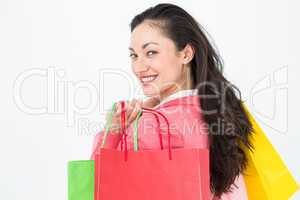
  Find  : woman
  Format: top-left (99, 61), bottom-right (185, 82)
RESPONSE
top-left (91, 3), bottom-right (253, 199)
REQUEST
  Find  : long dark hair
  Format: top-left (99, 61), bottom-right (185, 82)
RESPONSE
top-left (130, 3), bottom-right (253, 197)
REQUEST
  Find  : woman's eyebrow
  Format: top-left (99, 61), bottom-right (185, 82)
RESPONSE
top-left (129, 42), bottom-right (159, 52)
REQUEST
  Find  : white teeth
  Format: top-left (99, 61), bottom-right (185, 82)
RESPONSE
top-left (141, 75), bottom-right (157, 83)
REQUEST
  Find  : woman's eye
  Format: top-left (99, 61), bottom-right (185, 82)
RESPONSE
top-left (129, 53), bottom-right (137, 59)
top-left (147, 51), bottom-right (157, 57)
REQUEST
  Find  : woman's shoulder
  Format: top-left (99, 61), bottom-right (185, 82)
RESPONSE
top-left (154, 95), bottom-right (200, 109)
top-left (151, 95), bottom-right (200, 116)
top-left (134, 95), bottom-right (203, 131)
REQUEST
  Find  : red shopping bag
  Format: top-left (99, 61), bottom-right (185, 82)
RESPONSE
top-left (94, 101), bottom-right (211, 200)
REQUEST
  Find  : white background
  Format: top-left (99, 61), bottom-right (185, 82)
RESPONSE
top-left (0, 0), bottom-right (299, 199)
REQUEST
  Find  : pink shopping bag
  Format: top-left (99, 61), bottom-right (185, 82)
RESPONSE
top-left (94, 101), bottom-right (211, 200)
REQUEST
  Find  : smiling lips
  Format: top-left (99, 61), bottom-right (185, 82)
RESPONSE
top-left (140, 75), bottom-right (158, 84)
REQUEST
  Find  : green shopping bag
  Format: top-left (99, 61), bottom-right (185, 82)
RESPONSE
top-left (67, 103), bottom-right (117, 200)
top-left (68, 160), bottom-right (94, 200)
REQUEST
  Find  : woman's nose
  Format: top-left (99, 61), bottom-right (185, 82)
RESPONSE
top-left (133, 65), bottom-right (150, 73)
top-left (132, 59), bottom-right (150, 73)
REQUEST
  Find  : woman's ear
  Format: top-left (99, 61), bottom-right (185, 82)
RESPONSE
top-left (182, 43), bottom-right (195, 65)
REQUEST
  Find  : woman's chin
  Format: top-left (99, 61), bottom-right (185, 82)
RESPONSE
top-left (142, 85), bottom-right (160, 97)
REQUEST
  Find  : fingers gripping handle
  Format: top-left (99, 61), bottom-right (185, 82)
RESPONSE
top-left (99, 101), bottom-right (173, 161)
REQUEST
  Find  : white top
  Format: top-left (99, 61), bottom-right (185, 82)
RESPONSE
top-left (152, 89), bottom-right (198, 109)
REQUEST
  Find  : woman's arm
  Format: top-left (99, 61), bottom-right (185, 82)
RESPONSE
top-left (134, 105), bottom-right (209, 150)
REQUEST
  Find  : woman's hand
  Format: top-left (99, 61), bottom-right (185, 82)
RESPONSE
top-left (107, 99), bottom-right (142, 133)
top-left (106, 97), bottom-right (161, 133)
top-left (142, 96), bottom-right (161, 109)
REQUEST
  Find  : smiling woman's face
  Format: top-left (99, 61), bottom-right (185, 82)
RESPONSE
top-left (129, 21), bottom-right (193, 99)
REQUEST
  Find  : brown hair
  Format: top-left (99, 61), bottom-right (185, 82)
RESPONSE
top-left (130, 3), bottom-right (254, 197)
